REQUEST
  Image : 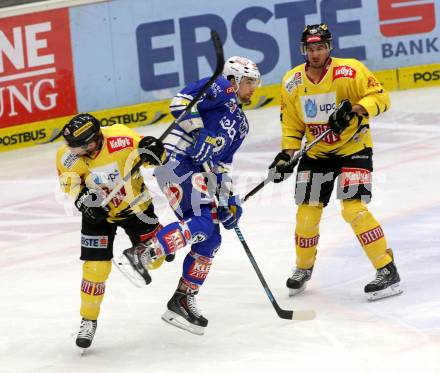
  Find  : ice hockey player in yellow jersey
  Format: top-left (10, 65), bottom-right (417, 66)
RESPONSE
top-left (269, 24), bottom-right (402, 301)
top-left (56, 113), bottom-right (167, 350)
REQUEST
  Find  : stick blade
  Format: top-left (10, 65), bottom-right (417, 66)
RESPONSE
top-left (292, 309), bottom-right (316, 321)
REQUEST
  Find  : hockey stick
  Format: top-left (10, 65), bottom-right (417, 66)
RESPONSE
top-left (233, 225), bottom-right (316, 321)
top-left (202, 164), bottom-right (315, 321)
top-left (101, 30), bottom-right (224, 207)
top-left (242, 128), bottom-right (332, 203)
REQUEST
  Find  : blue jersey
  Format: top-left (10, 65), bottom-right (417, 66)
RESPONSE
top-left (165, 76), bottom-right (249, 172)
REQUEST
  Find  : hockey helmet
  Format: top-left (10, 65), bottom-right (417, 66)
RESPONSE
top-left (300, 24), bottom-right (333, 55)
top-left (223, 56), bottom-right (261, 86)
top-left (62, 113), bottom-right (101, 148)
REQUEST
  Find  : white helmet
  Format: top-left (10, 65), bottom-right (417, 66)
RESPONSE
top-left (223, 56), bottom-right (261, 86)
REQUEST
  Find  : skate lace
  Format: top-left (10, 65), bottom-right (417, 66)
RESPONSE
top-left (187, 294), bottom-right (202, 318)
top-left (291, 269), bottom-right (309, 281)
top-left (78, 320), bottom-right (96, 340)
top-left (371, 268), bottom-right (390, 285)
top-left (137, 243), bottom-right (157, 266)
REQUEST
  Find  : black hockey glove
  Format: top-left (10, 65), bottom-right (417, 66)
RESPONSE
top-left (139, 136), bottom-right (165, 166)
top-left (75, 188), bottom-right (109, 224)
top-left (268, 151), bottom-right (298, 183)
top-left (328, 99), bottom-right (355, 135)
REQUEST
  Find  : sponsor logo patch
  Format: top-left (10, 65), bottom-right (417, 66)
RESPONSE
top-left (308, 124), bottom-right (340, 144)
top-left (81, 280), bottom-right (105, 296)
top-left (81, 235), bottom-right (109, 249)
top-left (107, 136), bottom-right (134, 153)
top-left (340, 167), bottom-right (371, 187)
top-left (163, 229), bottom-right (185, 254)
top-left (357, 226), bottom-right (384, 246)
top-left (61, 151), bottom-right (80, 169)
top-left (164, 183), bottom-right (183, 210)
top-left (297, 171), bottom-right (311, 184)
top-left (188, 257), bottom-right (212, 280)
top-left (295, 234), bottom-right (320, 248)
top-left (333, 65), bottom-right (357, 80)
top-left (192, 173), bottom-right (208, 194)
top-left (300, 92), bottom-right (336, 123)
top-left (285, 71), bottom-right (303, 93)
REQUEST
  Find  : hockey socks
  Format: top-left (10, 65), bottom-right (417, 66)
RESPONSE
top-left (294, 203), bottom-right (323, 269)
top-left (80, 260), bottom-right (111, 320)
top-left (341, 199), bottom-right (392, 269)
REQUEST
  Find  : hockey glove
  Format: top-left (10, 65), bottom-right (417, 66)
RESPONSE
top-left (75, 188), bottom-right (109, 224)
top-left (268, 151), bottom-right (298, 183)
top-left (139, 136), bottom-right (165, 166)
top-left (328, 99), bottom-right (355, 135)
top-left (217, 195), bottom-right (243, 230)
top-left (186, 128), bottom-right (217, 166)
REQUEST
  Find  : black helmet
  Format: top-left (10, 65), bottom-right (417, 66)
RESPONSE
top-left (300, 23), bottom-right (332, 55)
top-left (62, 113), bottom-right (101, 147)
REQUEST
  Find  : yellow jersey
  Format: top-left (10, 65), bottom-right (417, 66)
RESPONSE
top-left (56, 124), bottom-right (154, 222)
top-left (280, 57), bottom-right (390, 158)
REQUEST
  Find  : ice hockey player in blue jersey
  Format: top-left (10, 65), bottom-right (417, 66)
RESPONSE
top-left (123, 56), bottom-right (261, 335)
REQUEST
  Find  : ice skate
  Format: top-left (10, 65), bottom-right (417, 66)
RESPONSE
top-left (161, 281), bottom-right (208, 335)
top-left (286, 267), bottom-right (313, 296)
top-left (76, 318), bottom-right (97, 350)
top-left (365, 261), bottom-right (402, 301)
top-left (113, 241), bottom-right (161, 287)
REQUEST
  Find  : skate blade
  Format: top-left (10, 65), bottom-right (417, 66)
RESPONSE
top-left (366, 282), bottom-right (403, 301)
top-left (288, 283), bottom-right (306, 297)
top-left (161, 310), bottom-right (205, 336)
top-left (112, 256), bottom-right (145, 288)
top-left (293, 309), bottom-right (316, 321)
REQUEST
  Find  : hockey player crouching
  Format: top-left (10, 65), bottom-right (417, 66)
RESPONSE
top-left (122, 56), bottom-right (261, 335)
top-left (269, 24), bottom-right (402, 301)
top-left (56, 113), bottom-right (168, 350)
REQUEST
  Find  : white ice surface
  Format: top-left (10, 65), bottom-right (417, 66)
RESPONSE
top-left (1, 87), bottom-right (440, 373)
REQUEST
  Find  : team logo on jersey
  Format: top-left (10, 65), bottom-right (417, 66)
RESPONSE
top-left (225, 98), bottom-right (238, 113)
top-left (226, 85), bottom-right (235, 94)
top-left (304, 99), bottom-right (318, 118)
top-left (164, 182), bottom-right (183, 211)
top-left (191, 232), bottom-right (207, 243)
top-left (300, 92), bottom-right (336, 123)
top-left (333, 66), bottom-right (357, 80)
top-left (285, 71), bottom-right (303, 93)
top-left (213, 134), bottom-right (227, 154)
top-left (107, 136), bottom-right (134, 153)
top-left (367, 76), bottom-right (380, 88)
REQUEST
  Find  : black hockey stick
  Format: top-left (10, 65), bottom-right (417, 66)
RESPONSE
top-left (233, 225), bottom-right (316, 321)
top-left (201, 161), bottom-right (315, 321)
top-left (101, 30), bottom-right (224, 207)
top-left (242, 127), bottom-right (332, 203)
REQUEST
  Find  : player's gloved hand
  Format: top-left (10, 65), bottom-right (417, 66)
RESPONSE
top-left (328, 99), bottom-right (355, 135)
top-left (75, 188), bottom-right (109, 224)
top-left (217, 195), bottom-right (242, 230)
top-left (139, 136), bottom-right (165, 166)
top-left (186, 128), bottom-right (217, 166)
top-left (268, 151), bottom-right (298, 183)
